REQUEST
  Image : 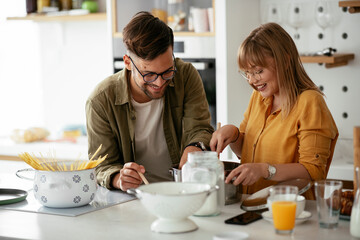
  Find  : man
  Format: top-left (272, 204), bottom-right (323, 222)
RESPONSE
top-left (86, 12), bottom-right (213, 191)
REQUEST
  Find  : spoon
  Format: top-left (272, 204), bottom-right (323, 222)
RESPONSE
top-left (137, 171), bottom-right (149, 185)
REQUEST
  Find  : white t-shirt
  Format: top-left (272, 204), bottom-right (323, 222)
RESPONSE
top-left (131, 97), bottom-right (173, 183)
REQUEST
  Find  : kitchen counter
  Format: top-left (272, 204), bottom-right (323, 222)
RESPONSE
top-left (0, 160), bottom-right (354, 240)
top-left (327, 159), bottom-right (355, 182)
top-left (0, 135), bottom-right (354, 182)
top-left (0, 136), bottom-right (88, 161)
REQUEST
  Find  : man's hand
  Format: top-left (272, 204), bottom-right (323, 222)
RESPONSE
top-left (179, 146), bottom-right (203, 169)
top-left (112, 162), bottom-right (146, 191)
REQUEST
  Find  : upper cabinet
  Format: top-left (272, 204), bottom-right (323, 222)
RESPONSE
top-left (111, 0), bottom-right (215, 38)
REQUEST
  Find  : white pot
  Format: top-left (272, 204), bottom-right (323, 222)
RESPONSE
top-left (17, 168), bottom-right (97, 208)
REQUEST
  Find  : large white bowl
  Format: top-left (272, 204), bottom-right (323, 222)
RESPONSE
top-left (127, 182), bottom-right (215, 233)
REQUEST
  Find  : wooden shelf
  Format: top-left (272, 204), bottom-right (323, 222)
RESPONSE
top-left (7, 13), bottom-right (107, 22)
top-left (110, 0), bottom-right (215, 38)
top-left (300, 53), bottom-right (355, 68)
top-left (113, 31), bottom-right (215, 39)
top-left (339, 1), bottom-right (360, 13)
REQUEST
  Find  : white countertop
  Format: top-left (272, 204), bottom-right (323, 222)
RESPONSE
top-left (0, 160), bottom-right (354, 240)
top-left (327, 160), bottom-right (355, 181)
top-left (0, 136), bottom-right (88, 161)
top-left (0, 135), bottom-right (354, 181)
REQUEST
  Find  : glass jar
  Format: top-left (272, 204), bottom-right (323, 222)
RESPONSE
top-left (26, 0), bottom-right (37, 13)
top-left (72, 0), bottom-right (83, 9)
top-left (37, 0), bottom-right (50, 13)
top-left (182, 151), bottom-right (225, 216)
top-left (60, 0), bottom-right (72, 10)
top-left (167, 0), bottom-right (187, 31)
top-left (152, 0), bottom-right (168, 23)
top-left (350, 167), bottom-right (360, 238)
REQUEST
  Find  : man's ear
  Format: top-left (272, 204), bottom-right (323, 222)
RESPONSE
top-left (123, 55), bottom-right (132, 71)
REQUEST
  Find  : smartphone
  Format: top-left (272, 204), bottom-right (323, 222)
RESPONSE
top-left (224, 211), bottom-right (262, 225)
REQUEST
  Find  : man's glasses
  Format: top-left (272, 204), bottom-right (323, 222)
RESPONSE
top-left (240, 69), bottom-right (263, 82)
top-left (129, 54), bottom-right (177, 83)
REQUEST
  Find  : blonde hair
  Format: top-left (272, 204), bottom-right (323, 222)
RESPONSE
top-left (237, 22), bottom-right (322, 117)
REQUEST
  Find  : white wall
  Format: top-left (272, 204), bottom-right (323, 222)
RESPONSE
top-left (37, 21), bottom-right (112, 134)
top-left (216, 0), bottom-right (360, 162)
top-left (215, 0), bottom-right (261, 158)
top-left (0, 1), bottom-right (112, 137)
top-left (0, 1), bottom-right (43, 135)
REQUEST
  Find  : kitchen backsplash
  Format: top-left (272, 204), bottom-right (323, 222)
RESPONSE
top-left (260, 0), bottom-right (360, 162)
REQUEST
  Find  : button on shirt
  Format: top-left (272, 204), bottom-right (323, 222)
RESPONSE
top-left (239, 90), bottom-right (338, 198)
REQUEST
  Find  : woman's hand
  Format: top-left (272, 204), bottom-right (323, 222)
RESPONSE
top-left (112, 162), bottom-right (146, 191)
top-left (210, 124), bottom-right (239, 155)
top-left (225, 163), bottom-right (268, 186)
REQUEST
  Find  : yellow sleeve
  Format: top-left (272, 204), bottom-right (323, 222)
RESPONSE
top-left (297, 91), bottom-right (338, 180)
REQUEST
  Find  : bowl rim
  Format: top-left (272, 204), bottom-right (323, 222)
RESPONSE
top-left (134, 182), bottom-right (212, 197)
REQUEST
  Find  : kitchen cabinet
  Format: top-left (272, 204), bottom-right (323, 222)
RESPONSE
top-left (6, 13), bottom-right (106, 21)
top-left (339, 1), bottom-right (360, 13)
top-left (110, 0), bottom-right (215, 38)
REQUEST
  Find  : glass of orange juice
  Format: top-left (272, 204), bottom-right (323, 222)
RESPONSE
top-left (268, 185), bottom-right (298, 234)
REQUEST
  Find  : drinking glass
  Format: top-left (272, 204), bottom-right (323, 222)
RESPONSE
top-left (314, 0), bottom-right (341, 46)
top-left (315, 180), bottom-right (343, 229)
top-left (315, 0), bottom-right (333, 30)
top-left (288, 2), bottom-right (304, 40)
top-left (266, 3), bottom-right (282, 24)
top-left (268, 185), bottom-right (298, 234)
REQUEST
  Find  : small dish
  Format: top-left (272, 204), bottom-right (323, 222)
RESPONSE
top-left (213, 231), bottom-right (249, 240)
top-left (262, 210), bottom-right (312, 224)
top-left (0, 188), bottom-right (28, 205)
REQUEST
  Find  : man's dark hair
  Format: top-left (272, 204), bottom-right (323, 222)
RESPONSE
top-left (123, 11), bottom-right (174, 60)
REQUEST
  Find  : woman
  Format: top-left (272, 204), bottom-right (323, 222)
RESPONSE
top-left (210, 23), bottom-right (338, 199)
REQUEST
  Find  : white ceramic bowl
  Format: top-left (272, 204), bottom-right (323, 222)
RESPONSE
top-left (267, 195), bottom-right (305, 218)
top-left (127, 182), bottom-right (215, 233)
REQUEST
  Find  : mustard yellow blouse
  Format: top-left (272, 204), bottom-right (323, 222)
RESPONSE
top-left (239, 90), bottom-right (338, 199)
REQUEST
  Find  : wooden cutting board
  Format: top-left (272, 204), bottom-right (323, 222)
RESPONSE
top-left (241, 179), bottom-right (312, 211)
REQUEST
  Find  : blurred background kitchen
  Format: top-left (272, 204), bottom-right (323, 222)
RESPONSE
top-left (0, 0), bottom-right (359, 181)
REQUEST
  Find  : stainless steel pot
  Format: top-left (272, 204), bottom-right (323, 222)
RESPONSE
top-left (223, 161), bottom-right (242, 205)
top-left (169, 168), bottom-right (182, 182)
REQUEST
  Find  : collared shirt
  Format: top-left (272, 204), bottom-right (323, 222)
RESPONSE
top-left (86, 58), bottom-right (214, 189)
top-left (239, 90), bottom-right (338, 199)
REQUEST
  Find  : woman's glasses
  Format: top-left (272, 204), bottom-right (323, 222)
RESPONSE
top-left (240, 69), bottom-right (263, 82)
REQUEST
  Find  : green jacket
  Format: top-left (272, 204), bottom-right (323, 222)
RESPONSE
top-left (86, 58), bottom-right (214, 189)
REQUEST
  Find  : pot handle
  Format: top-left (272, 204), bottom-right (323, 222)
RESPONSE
top-left (127, 188), bottom-right (142, 199)
top-left (127, 188), bottom-right (136, 195)
top-left (16, 168), bottom-right (35, 181)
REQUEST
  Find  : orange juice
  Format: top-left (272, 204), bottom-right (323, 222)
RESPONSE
top-left (272, 201), bottom-right (297, 231)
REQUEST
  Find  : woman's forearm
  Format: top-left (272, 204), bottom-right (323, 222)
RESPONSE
top-left (229, 131), bottom-right (244, 158)
top-left (270, 163), bottom-right (311, 182)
